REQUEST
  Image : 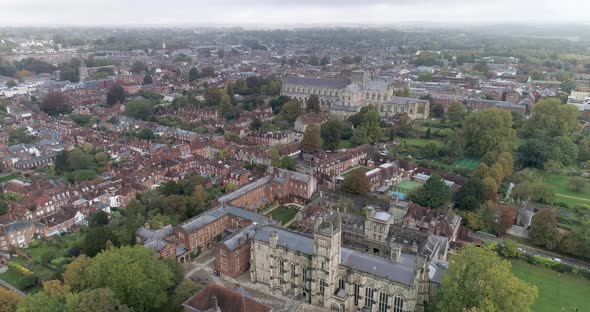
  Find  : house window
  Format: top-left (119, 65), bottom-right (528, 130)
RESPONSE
top-left (378, 291), bottom-right (389, 312)
top-left (365, 287), bottom-right (374, 308)
top-left (354, 284), bottom-right (360, 306)
top-left (393, 295), bottom-right (404, 312)
top-left (280, 259), bottom-right (286, 274)
top-left (291, 263), bottom-right (296, 279)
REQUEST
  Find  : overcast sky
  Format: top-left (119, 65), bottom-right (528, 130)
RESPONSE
top-left (1, 0), bottom-right (588, 26)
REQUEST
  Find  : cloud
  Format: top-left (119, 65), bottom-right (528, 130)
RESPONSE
top-left (0, 0), bottom-right (587, 26)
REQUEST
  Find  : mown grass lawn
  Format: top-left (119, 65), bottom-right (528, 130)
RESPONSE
top-left (0, 268), bottom-right (23, 287)
top-left (0, 174), bottom-right (19, 183)
top-left (270, 205), bottom-right (299, 225)
top-left (542, 174), bottom-right (590, 207)
top-left (511, 260), bottom-right (590, 312)
top-left (399, 137), bottom-right (445, 148)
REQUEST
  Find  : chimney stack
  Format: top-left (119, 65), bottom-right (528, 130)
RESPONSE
top-left (210, 296), bottom-right (219, 312)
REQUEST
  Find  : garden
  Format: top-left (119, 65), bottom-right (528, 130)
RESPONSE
top-left (0, 233), bottom-right (83, 292)
top-left (269, 205), bottom-right (299, 225)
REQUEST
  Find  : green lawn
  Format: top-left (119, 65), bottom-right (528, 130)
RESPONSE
top-left (391, 179), bottom-right (422, 196)
top-left (270, 206), bottom-right (298, 224)
top-left (342, 166), bottom-right (371, 178)
top-left (399, 137), bottom-right (445, 148)
top-left (0, 268), bottom-right (23, 287)
top-left (542, 174), bottom-right (590, 207)
top-left (511, 260), bottom-right (590, 312)
top-left (452, 157), bottom-right (481, 170)
top-left (0, 174), bottom-right (18, 183)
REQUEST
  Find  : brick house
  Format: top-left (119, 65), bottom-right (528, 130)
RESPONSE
top-left (214, 224), bottom-right (257, 277)
top-left (182, 283), bottom-right (272, 312)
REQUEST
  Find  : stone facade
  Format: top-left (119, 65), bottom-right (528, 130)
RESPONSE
top-left (250, 209), bottom-right (443, 312)
top-left (282, 71), bottom-right (429, 120)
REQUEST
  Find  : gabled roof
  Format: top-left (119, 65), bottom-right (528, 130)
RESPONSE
top-left (182, 283), bottom-right (271, 312)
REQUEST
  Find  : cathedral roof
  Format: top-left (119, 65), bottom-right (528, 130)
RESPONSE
top-left (284, 77), bottom-right (351, 89)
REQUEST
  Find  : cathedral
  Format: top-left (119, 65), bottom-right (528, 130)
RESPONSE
top-left (250, 208), bottom-right (446, 312)
top-left (281, 70), bottom-right (430, 120)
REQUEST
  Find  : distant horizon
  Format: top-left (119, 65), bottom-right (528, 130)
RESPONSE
top-left (1, 0), bottom-right (589, 28)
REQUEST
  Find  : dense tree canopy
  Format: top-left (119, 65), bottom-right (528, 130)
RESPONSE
top-left (463, 107), bottom-right (515, 157)
top-left (529, 209), bottom-right (560, 249)
top-left (320, 119), bottom-right (342, 151)
top-left (306, 94), bottom-right (321, 113)
top-left (281, 100), bottom-right (302, 123)
top-left (525, 98), bottom-right (580, 137)
top-left (40, 91), bottom-right (72, 116)
top-left (106, 85), bottom-right (126, 106)
top-left (63, 246), bottom-right (176, 311)
top-left (301, 123), bottom-right (321, 152)
top-left (342, 168), bottom-right (370, 196)
top-left (432, 245), bottom-right (537, 312)
top-left (408, 174), bottom-right (451, 210)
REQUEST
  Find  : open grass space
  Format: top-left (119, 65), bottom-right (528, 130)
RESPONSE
top-left (270, 205), bottom-right (299, 225)
top-left (0, 173), bottom-right (19, 183)
top-left (452, 157), bottom-right (480, 170)
top-left (341, 166), bottom-right (371, 178)
top-left (399, 137), bottom-right (445, 148)
top-left (511, 260), bottom-right (590, 312)
top-left (542, 173), bottom-right (590, 207)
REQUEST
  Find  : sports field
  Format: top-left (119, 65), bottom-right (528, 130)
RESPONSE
top-left (452, 157), bottom-right (480, 170)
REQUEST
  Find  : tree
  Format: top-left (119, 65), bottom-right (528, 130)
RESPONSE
top-left (8, 127), bottom-right (36, 145)
top-left (447, 102), bottom-right (465, 124)
top-left (281, 100), bottom-right (302, 123)
top-left (320, 55), bottom-right (330, 66)
top-left (320, 119), bottom-right (342, 150)
top-left (0, 287), bottom-right (20, 312)
top-left (203, 87), bottom-right (222, 106)
top-left (40, 91), bottom-right (72, 116)
top-left (525, 98), bottom-right (580, 137)
top-left (249, 118), bottom-right (263, 131)
top-left (64, 246), bottom-right (175, 311)
top-left (170, 280), bottom-right (202, 310)
top-left (124, 99), bottom-right (155, 120)
top-left (529, 209), bottom-right (560, 249)
top-left (308, 55), bottom-right (319, 66)
top-left (568, 177), bottom-right (587, 193)
top-left (482, 177), bottom-right (499, 201)
top-left (501, 239), bottom-right (521, 258)
top-left (350, 126), bottom-right (368, 147)
top-left (483, 202), bottom-right (514, 235)
top-left (362, 109), bottom-right (383, 144)
top-left (76, 288), bottom-right (130, 312)
top-left (408, 175), bottom-right (451, 210)
top-left (143, 74), bottom-right (153, 85)
top-left (417, 72), bottom-right (433, 82)
top-left (463, 107), bottom-right (515, 157)
top-left (82, 226), bottom-right (119, 257)
top-left (131, 61), bottom-right (147, 74)
top-left (421, 142), bottom-right (439, 158)
top-left (530, 183), bottom-right (555, 205)
top-left (17, 280), bottom-right (75, 312)
top-left (342, 168), bottom-right (370, 196)
top-left (306, 94), bottom-right (321, 113)
top-left (188, 67), bottom-right (200, 82)
top-left (89, 211), bottom-right (109, 227)
top-left (106, 86), bottom-right (125, 106)
top-left (432, 245), bottom-right (537, 312)
top-left (430, 104), bottom-right (445, 118)
top-left (137, 128), bottom-right (155, 140)
top-left (6, 80), bottom-right (17, 88)
top-left (301, 124), bottom-right (321, 152)
top-left (201, 66), bottom-right (215, 78)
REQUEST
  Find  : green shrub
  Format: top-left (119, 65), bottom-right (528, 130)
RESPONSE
top-left (50, 256), bottom-right (69, 266)
top-left (15, 274), bottom-right (37, 290)
top-left (8, 261), bottom-right (32, 275)
top-left (527, 255), bottom-right (560, 268)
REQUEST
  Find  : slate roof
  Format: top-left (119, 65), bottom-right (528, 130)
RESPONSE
top-left (254, 225), bottom-right (419, 286)
top-left (182, 283), bottom-right (271, 312)
top-left (284, 77), bottom-right (351, 89)
top-left (179, 205), bottom-right (274, 233)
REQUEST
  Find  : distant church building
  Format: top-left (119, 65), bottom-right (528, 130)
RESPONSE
top-left (282, 70), bottom-right (430, 119)
top-left (250, 208), bottom-right (446, 312)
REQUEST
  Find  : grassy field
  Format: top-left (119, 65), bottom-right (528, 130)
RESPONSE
top-left (511, 260), bottom-right (590, 312)
top-left (342, 166), bottom-right (371, 178)
top-left (0, 174), bottom-right (18, 183)
top-left (542, 174), bottom-right (590, 207)
top-left (399, 137), bottom-right (445, 148)
top-left (0, 268), bottom-right (23, 287)
top-left (452, 157), bottom-right (480, 170)
top-left (270, 205), bottom-right (298, 224)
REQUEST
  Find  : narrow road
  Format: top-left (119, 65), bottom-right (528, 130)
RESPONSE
top-left (0, 278), bottom-right (26, 296)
